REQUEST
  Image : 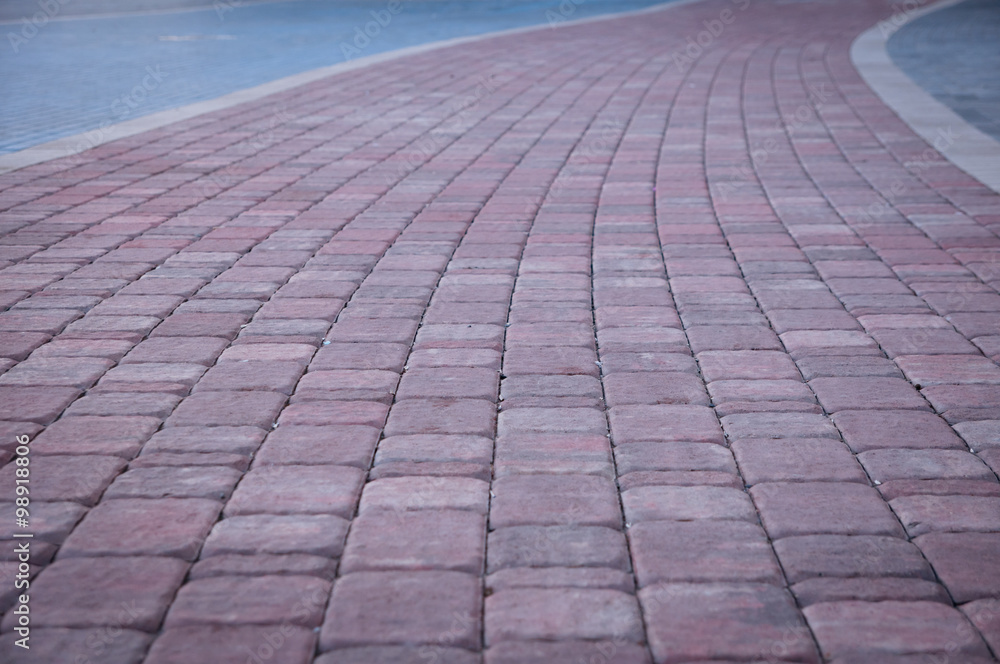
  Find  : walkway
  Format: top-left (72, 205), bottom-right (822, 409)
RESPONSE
top-left (1, 0), bottom-right (999, 662)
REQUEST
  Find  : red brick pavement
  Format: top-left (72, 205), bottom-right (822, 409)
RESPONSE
top-left (2, 0), bottom-right (1000, 661)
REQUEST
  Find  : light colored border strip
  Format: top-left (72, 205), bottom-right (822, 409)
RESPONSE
top-left (850, 0), bottom-right (1000, 194)
top-left (0, 0), bottom-right (697, 176)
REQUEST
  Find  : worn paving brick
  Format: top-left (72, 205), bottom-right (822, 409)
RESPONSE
top-left (1, 556), bottom-right (188, 631)
top-left (60, 498), bottom-right (220, 560)
top-left (485, 588), bottom-right (644, 645)
top-left (751, 482), bottom-right (905, 538)
top-left (639, 583), bottom-right (819, 663)
top-left (165, 575), bottom-right (331, 628)
top-left (226, 465), bottom-right (364, 517)
top-left (341, 509), bottom-right (485, 573)
top-left (145, 625), bottom-right (316, 664)
top-left (320, 571), bottom-right (480, 650)
top-left (804, 601), bottom-right (991, 660)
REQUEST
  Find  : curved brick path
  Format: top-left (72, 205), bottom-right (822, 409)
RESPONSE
top-left (2, 0), bottom-right (1000, 661)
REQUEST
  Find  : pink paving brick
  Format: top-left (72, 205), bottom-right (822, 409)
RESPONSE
top-left (485, 588), bottom-right (644, 645)
top-left (1, 556), bottom-right (188, 631)
top-left (225, 465), bottom-right (364, 517)
top-left (340, 509), bottom-right (485, 573)
top-left (165, 575), bottom-right (331, 628)
top-left (320, 571), bottom-right (481, 650)
top-left (751, 482), bottom-right (905, 538)
top-left (639, 583), bottom-right (819, 663)
top-left (145, 625), bottom-right (316, 664)
top-left (804, 601), bottom-right (991, 661)
top-left (60, 498), bottom-right (220, 560)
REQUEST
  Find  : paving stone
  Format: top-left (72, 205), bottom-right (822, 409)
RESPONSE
top-left (320, 571), bottom-right (480, 649)
top-left (721, 412), bottom-right (840, 439)
top-left (340, 510), bottom-right (485, 574)
top-left (612, 441), bottom-right (736, 475)
top-left (0, 454), bottom-right (125, 505)
top-left (1, 556), bottom-right (188, 630)
top-left (278, 400), bottom-right (388, 428)
top-left (804, 601), bottom-right (990, 660)
top-left (609, 405), bottom-right (723, 444)
top-left (254, 425), bottom-right (380, 467)
top-left (490, 475), bottom-right (621, 529)
top-left (0, 627), bottom-right (151, 664)
top-left (318, 646), bottom-right (479, 664)
top-left (639, 583), bottom-right (819, 664)
top-left (858, 449), bottom-right (994, 482)
top-left (890, 495), bottom-right (1000, 536)
top-left (202, 514), bottom-right (350, 559)
top-left (145, 625), bottom-right (316, 664)
top-left (796, 355), bottom-right (904, 380)
top-left (165, 575), bottom-right (331, 628)
top-left (167, 391), bottom-right (287, 428)
top-left (493, 433), bottom-right (613, 477)
top-left (374, 434), bottom-right (494, 466)
top-left (190, 554), bottom-right (337, 581)
top-left (103, 465), bottom-right (242, 499)
top-left (194, 361), bottom-right (304, 394)
top-left (832, 410), bottom-right (965, 452)
top-left (810, 377), bottom-right (928, 412)
top-left (225, 465), bottom-right (364, 517)
top-left (0, 357), bottom-right (113, 388)
top-left (603, 372), bottom-right (709, 406)
top-left (751, 482), bottom-right (905, 538)
top-left (484, 640), bottom-right (650, 664)
top-left (65, 391), bottom-right (181, 418)
top-left (61, 498), bottom-right (220, 561)
top-left (358, 476), bottom-right (489, 514)
top-left (30, 415), bottom-right (160, 456)
top-left (955, 420), bottom-right (1000, 450)
top-left (122, 336), bottom-right (230, 365)
top-left (732, 438), bottom-right (867, 485)
top-left (623, 485), bottom-right (756, 524)
top-left (384, 399), bottom-right (495, 437)
top-left (485, 588), bottom-right (644, 645)
top-left (143, 426), bottom-right (265, 455)
top-left (629, 520), bottom-right (782, 587)
top-left (791, 577), bottom-right (952, 607)
top-left (916, 532), bottom-right (1000, 603)
top-left (962, 599), bottom-right (1000, 655)
top-left (896, 354), bottom-right (1000, 385)
top-left (485, 567), bottom-right (634, 594)
top-left (0, 385), bottom-right (81, 424)
top-left (293, 369), bottom-right (399, 402)
top-left (872, 328), bottom-right (980, 357)
top-left (487, 525), bottom-right (630, 573)
top-left (773, 535), bottom-right (934, 583)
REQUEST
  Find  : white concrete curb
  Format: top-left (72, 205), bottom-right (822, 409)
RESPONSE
top-left (0, 0), bottom-right (697, 176)
top-left (850, 0), bottom-right (1000, 195)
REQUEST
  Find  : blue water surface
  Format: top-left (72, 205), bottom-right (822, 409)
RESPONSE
top-left (0, 0), bottom-right (673, 153)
